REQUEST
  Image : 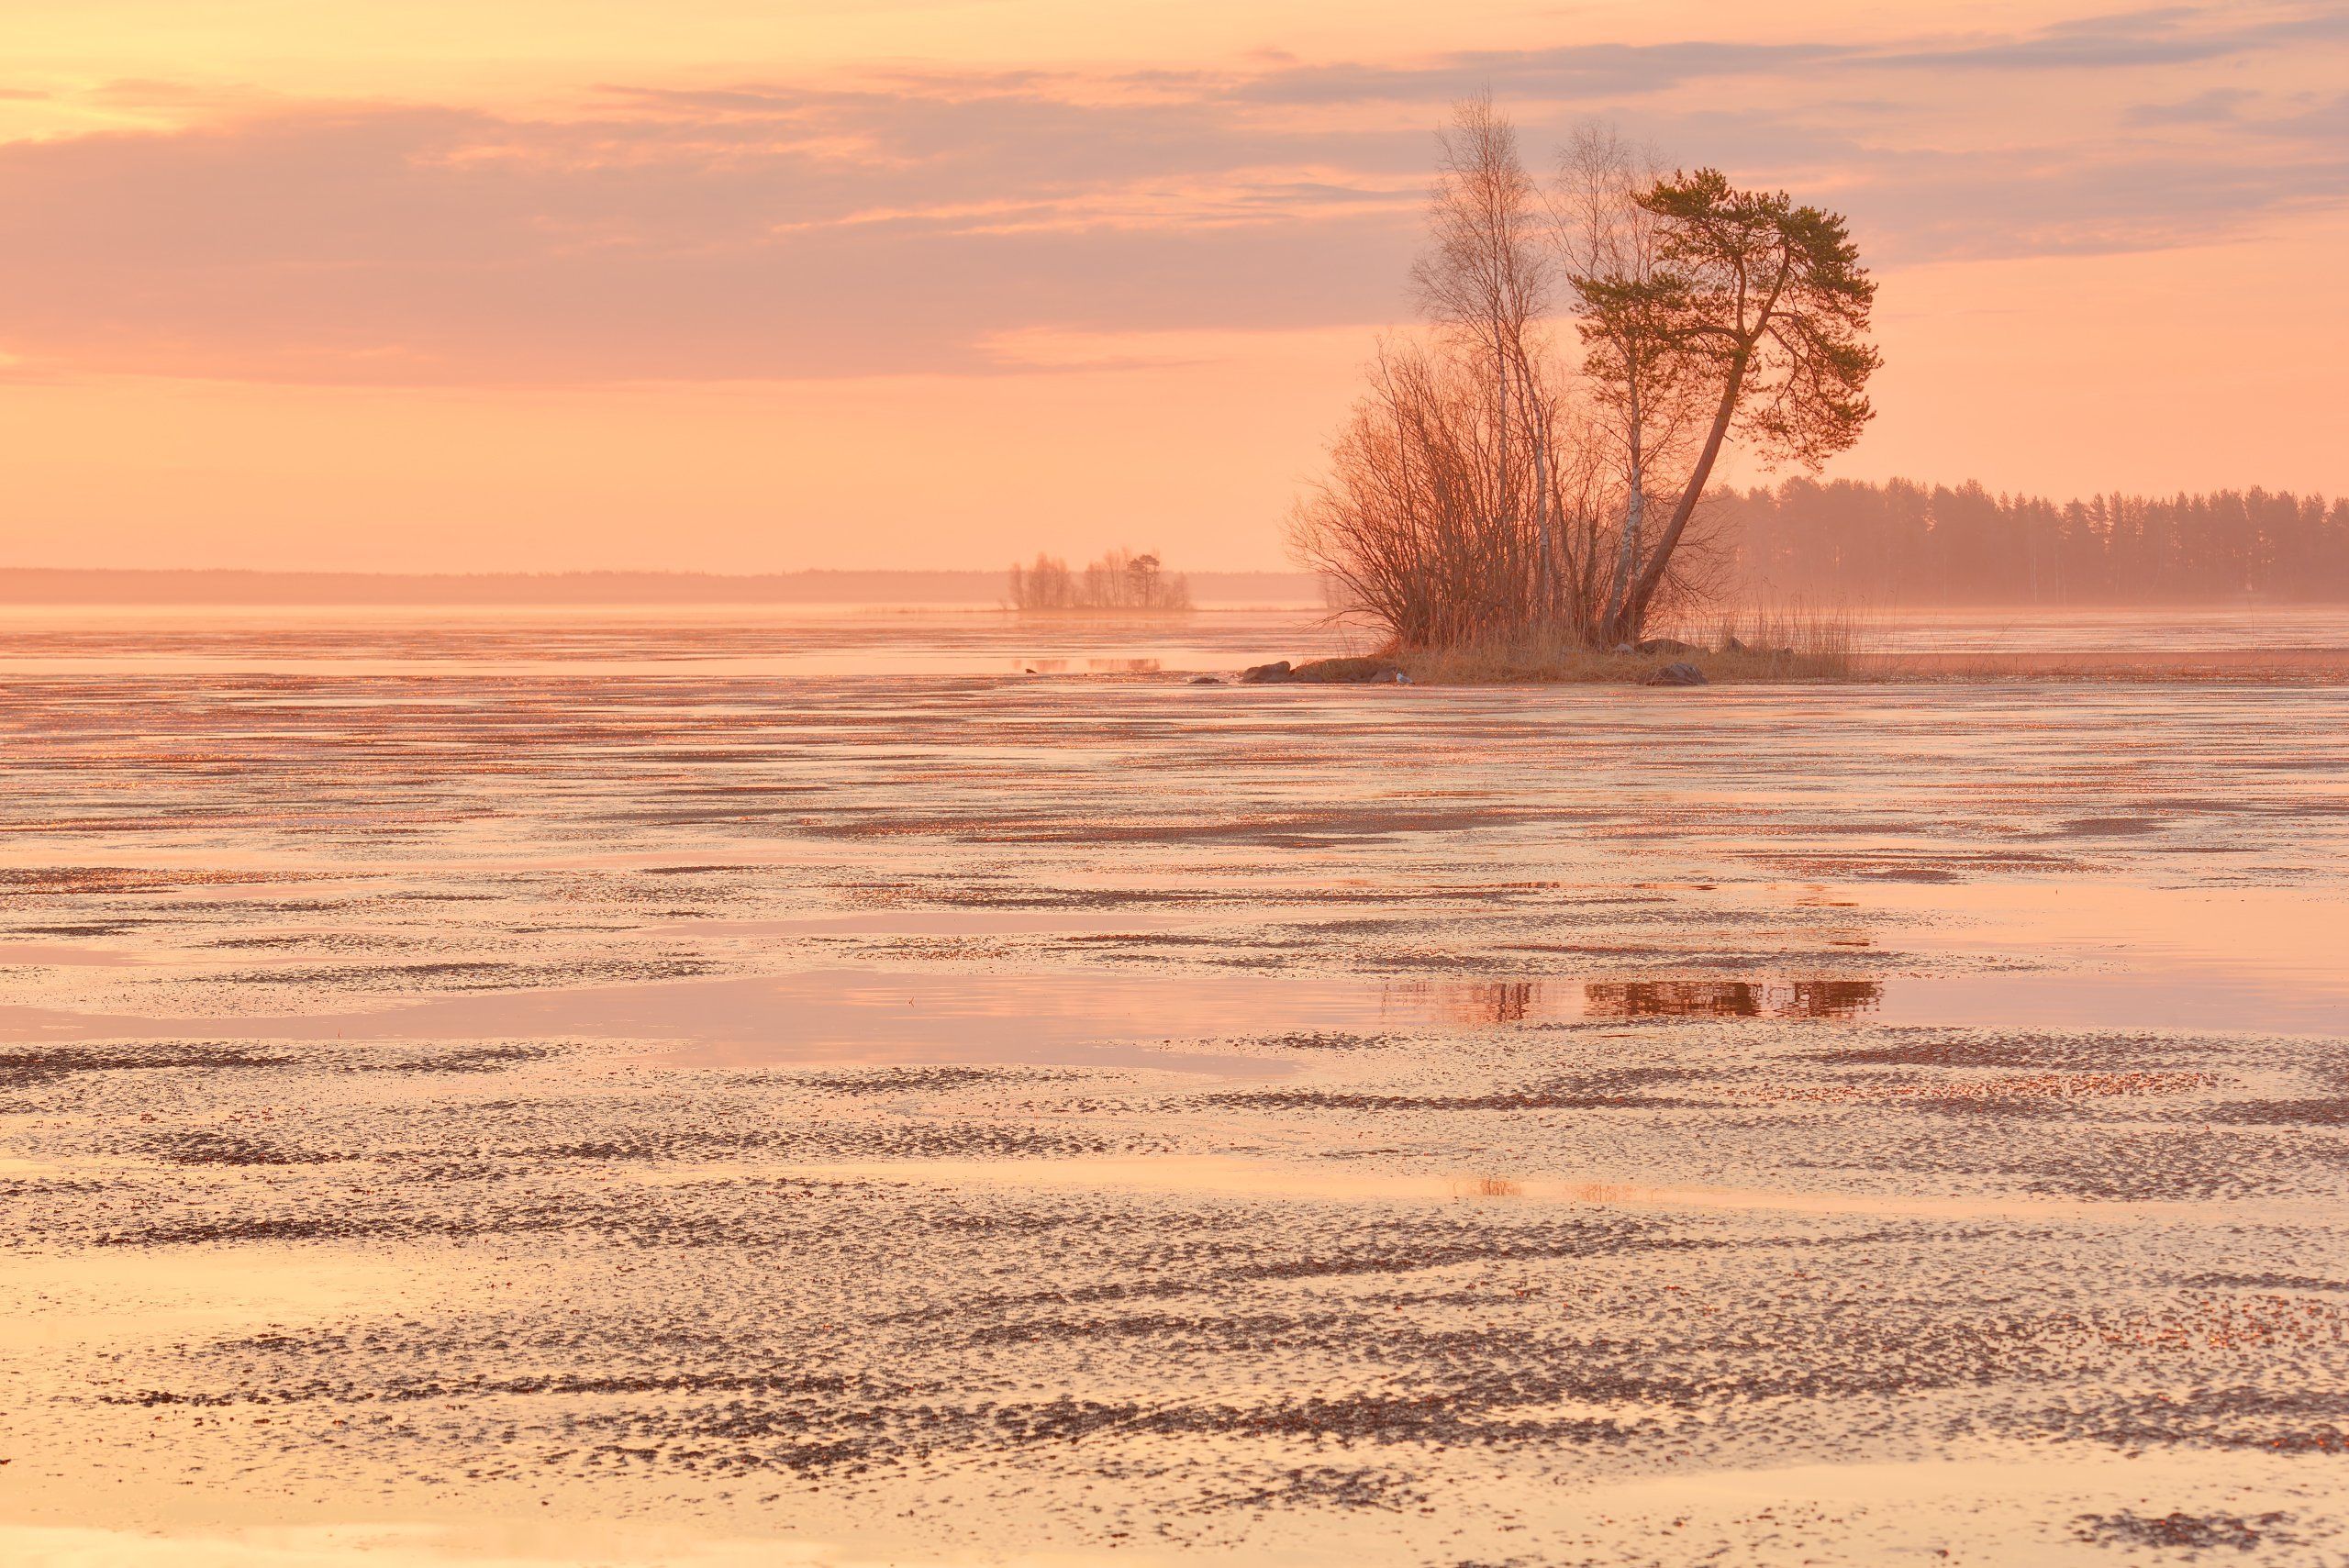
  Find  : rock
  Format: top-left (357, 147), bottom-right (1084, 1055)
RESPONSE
top-left (1610, 642), bottom-right (1635, 655)
top-left (1237, 660), bottom-right (1293, 684)
top-left (1642, 661), bottom-right (1709, 687)
top-left (1722, 635), bottom-right (1747, 653)
top-left (1286, 656), bottom-right (1405, 684)
top-left (1187, 675), bottom-right (1222, 684)
top-left (1637, 637), bottom-right (1699, 656)
top-left (1394, 671), bottom-right (1414, 685)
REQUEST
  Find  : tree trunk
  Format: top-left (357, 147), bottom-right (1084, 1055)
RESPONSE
top-left (1612, 344), bottom-right (1749, 643)
top-left (1495, 339), bottom-right (1509, 542)
top-left (1533, 417), bottom-right (1552, 621)
top-left (1602, 375), bottom-right (1644, 645)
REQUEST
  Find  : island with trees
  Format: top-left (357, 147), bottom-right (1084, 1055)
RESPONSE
top-left (1287, 97), bottom-right (1879, 682)
top-left (1007, 549), bottom-right (1193, 612)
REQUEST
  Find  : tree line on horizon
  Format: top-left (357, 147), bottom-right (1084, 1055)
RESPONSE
top-left (1712, 478), bottom-right (2349, 603)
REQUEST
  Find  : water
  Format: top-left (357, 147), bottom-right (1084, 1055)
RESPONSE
top-left (4, 604), bottom-right (2346, 1566)
top-left (6, 606), bottom-right (2345, 1051)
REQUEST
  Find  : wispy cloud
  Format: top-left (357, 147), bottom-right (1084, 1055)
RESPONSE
top-left (0, 3), bottom-right (2341, 384)
top-left (2125, 86), bottom-right (2260, 124)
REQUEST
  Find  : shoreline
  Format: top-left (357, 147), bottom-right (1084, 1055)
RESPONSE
top-left (1379, 646), bottom-right (2349, 687)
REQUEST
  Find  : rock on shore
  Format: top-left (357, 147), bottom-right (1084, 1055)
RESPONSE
top-left (1241, 657), bottom-right (1407, 684)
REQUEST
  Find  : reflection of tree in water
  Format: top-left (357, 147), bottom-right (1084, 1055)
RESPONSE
top-left (1008, 657), bottom-right (1162, 673)
top-left (1585, 979), bottom-right (1883, 1019)
top-left (1381, 977), bottom-right (1879, 1026)
top-left (1383, 980), bottom-right (1552, 1025)
top-left (1486, 982), bottom-right (1542, 1023)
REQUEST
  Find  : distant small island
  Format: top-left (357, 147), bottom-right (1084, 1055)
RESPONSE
top-left (1008, 549), bottom-right (1193, 612)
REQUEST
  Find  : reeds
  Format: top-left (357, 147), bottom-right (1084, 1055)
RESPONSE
top-left (1358, 601), bottom-right (2349, 686)
top-left (1397, 598), bottom-right (1866, 684)
top-left (1687, 599), bottom-right (1862, 676)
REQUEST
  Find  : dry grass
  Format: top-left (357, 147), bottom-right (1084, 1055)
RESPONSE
top-left (1698, 601), bottom-right (1861, 668)
top-left (1397, 601), bottom-right (1864, 684)
top-left (1861, 649), bottom-right (2349, 683)
top-left (1391, 611), bottom-right (2349, 685)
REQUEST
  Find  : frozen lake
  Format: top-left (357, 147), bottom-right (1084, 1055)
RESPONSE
top-left (3, 606), bottom-right (2345, 1565)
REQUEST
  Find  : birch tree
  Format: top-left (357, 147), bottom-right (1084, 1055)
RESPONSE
top-left (1551, 125), bottom-right (1691, 642)
top-left (1409, 93), bottom-right (1557, 599)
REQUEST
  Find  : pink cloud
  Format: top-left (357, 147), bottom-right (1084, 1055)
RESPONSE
top-left (0, 5), bottom-right (2341, 384)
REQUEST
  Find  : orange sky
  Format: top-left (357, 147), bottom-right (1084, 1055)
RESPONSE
top-left (3, 0), bottom-right (2343, 571)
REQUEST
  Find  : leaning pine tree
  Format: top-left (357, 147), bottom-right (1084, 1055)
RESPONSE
top-left (1292, 100), bottom-right (1880, 654)
top-left (1578, 169), bottom-right (1880, 646)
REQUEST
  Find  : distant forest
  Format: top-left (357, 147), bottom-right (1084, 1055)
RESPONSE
top-left (1717, 480), bottom-right (2348, 603)
top-left (9, 484), bottom-right (2344, 607)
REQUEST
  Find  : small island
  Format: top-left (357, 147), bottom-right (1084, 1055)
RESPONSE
top-left (1284, 103), bottom-right (1874, 684)
top-left (1007, 548), bottom-right (1192, 612)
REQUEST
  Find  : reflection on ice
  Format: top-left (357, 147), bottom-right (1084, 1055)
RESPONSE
top-left (1014, 657), bottom-right (1164, 674)
top-left (10, 953), bottom-right (2341, 1067)
top-left (8, 606), bottom-right (2349, 1568)
top-left (748, 1153), bottom-right (2216, 1221)
top-left (1586, 978), bottom-right (1884, 1020)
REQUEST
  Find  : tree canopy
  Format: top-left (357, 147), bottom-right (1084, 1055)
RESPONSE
top-left (1583, 168), bottom-right (1879, 641)
top-left (1293, 102), bottom-right (1882, 651)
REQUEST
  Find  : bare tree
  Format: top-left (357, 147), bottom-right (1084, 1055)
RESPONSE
top-left (1010, 549), bottom-right (1190, 611)
top-left (1008, 553), bottom-right (1073, 609)
top-left (1550, 123), bottom-right (1698, 643)
top-left (1295, 99), bottom-right (1610, 649)
top-left (1411, 93), bottom-right (1558, 590)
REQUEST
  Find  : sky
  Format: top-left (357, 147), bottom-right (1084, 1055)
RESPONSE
top-left (2, 0), bottom-right (2344, 572)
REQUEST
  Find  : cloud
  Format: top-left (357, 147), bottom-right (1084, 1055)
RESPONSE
top-left (1837, 140), bottom-right (2349, 263)
top-left (1870, 2), bottom-right (2349, 71)
top-left (1224, 4), bottom-right (2343, 100)
top-left (1224, 40), bottom-right (1852, 106)
top-left (2126, 86), bottom-right (2260, 124)
top-left (2260, 87), bottom-right (2349, 140)
top-left (0, 3), bottom-right (2343, 384)
top-left (0, 99), bottom-right (1419, 384)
